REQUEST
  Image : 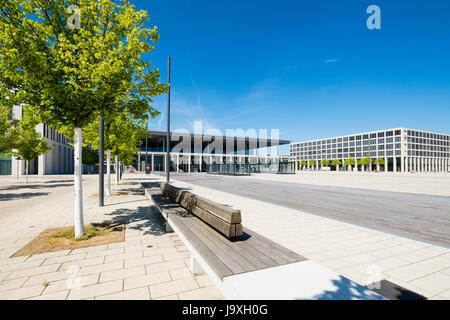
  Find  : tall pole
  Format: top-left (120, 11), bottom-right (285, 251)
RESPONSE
top-left (166, 56), bottom-right (171, 182)
top-left (99, 115), bottom-right (104, 207)
top-left (145, 130), bottom-right (148, 173)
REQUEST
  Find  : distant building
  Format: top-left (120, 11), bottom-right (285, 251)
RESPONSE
top-left (290, 127), bottom-right (450, 172)
top-left (1, 104), bottom-right (74, 176)
top-left (138, 130), bottom-right (291, 172)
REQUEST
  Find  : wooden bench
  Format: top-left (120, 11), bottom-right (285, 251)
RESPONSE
top-left (160, 183), bottom-right (243, 240)
top-left (142, 182), bottom-right (307, 298)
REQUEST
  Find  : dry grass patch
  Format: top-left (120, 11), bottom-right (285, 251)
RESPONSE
top-left (11, 220), bottom-right (125, 257)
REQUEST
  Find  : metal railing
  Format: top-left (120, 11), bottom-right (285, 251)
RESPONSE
top-left (206, 163), bottom-right (251, 176)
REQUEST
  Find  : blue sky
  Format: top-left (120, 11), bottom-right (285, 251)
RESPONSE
top-left (134, 0), bottom-right (450, 153)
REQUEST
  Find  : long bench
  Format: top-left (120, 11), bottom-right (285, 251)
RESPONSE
top-left (142, 182), bottom-right (386, 300)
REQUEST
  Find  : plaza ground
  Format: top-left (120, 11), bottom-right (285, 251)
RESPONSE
top-left (156, 171), bottom-right (450, 299)
top-left (160, 172), bottom-right (450, 246)
top-left (0, 171), bottom-right (449, 299)
top-left (0, 175), bottom-right (222, 300)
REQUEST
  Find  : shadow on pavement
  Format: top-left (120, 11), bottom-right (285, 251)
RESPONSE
top-left (105, 205), bottom-right (166, 237)
top-left (0, 183), bottom-right (73, 191)
top-left (0, 192), bottom-right (50, 201)
top-left (311, 277), bottom-right (386, 300)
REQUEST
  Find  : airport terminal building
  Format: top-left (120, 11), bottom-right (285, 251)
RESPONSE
top-left (0, 104), bottom-right (74, 176)
top-left (290, 127), bottom-right (450, 173)
top-left (138, 130), bottom-right (291, 172)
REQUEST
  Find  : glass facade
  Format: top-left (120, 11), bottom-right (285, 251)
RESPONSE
top-left (0, 154), bottom-right (12, 175)
top-left (290, 128), bottom-right (450, 162)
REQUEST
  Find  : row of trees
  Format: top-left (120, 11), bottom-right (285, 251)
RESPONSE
top-left (299, 156), bottom-right (386, 171)
top-left (0, 0), bottom-right (167, 237)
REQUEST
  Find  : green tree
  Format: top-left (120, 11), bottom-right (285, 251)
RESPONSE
top-left (82, 147), bottom-right (98, 166)
top-left (11, 109), bottom-right (52, 183)
top-left (344, 158), bottom-right (355, 171)
top-left (0, 107), bottom-right (17, 155)
top-left (83, 112), bottom-right (152, 191)
top-left (309, 159), bottom-right (317, 169)
top-left (331, 159), bottom-right (342, 169)
top-left (373, 158), bottom-right (385, 171)
top-left (320, 159), bottom-right (330, 167)
top-left (300, 160), bottom-right (307, 170)
top-left (0, 1), bottom-right (167, 237)
top-left (358, 156), bottom-right (371, 171)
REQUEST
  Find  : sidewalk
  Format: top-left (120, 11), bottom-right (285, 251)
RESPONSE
top-left (158, 174), bottom-right (450, 300)
top-left (0, 175), bottom-right (222, 300)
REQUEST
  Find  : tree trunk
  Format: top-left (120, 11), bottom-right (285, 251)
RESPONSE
top-left (106, 150), bottom-right (111, 196)
top-left (26, 160), bottom-right (28, 184)
top-left (115, 154), bottom-right (119, 185)
top-left (74, 127), bottom-right (85, 238)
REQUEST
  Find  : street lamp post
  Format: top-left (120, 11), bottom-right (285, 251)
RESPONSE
top-left (166, 56), bottom-right (171, 183)
top-left (99, 115), bottom-right (104, 207)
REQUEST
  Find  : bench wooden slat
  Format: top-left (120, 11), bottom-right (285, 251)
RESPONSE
top-left (162, 183), bottom-right (242, 224)
top-left (178, 215), bottom-right (249, 275)
top-left (172, 193), bottom-right (238, 237)
top-left (242, 227), bottom-right (304, 263)
top-left (236, 233), bottom-right (297, 266)
top-left (193, 216), bottom-right (280, 270)
top-left (181, 216), bottom-right (260, 273)
top-left (169, 214), bottom-right (235, 279)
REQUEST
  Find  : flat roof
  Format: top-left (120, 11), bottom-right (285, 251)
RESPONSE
top-left (147, 130), bottom-right (291, 146)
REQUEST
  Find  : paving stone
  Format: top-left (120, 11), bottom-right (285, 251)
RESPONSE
top-left (85, 247), bottom-right (124, 259)
top-left (78, 261), bottom-right (123, 276)
top-left (124, 255), bottom-right (164, 268)
top-left (42, 253), bottom-right (87, 266)
top-left (142, 247), bottom-right (177, 257)
top-left (6, 263), bottom-right (61, 280)
top-left (27, 250), bottom-right (71, 261)
top-left (124, 271), bottom-right (171, 290)
top-left (59, 256), bottom-right (104, 271)
top-left (195, 274), bottom-right (215, 287)
top-left (0, 284), bottom-right (44, 300)
top-left (67, 279), bottom-right (123, 300)
top-left (149, 277), bottom-right (199, 299)
top-left (0, 258), bottom-right (45, 273)
top-left (104, 252), bottom-right (143, 263)
top-left (163, 251), bottom-right (190, 262)
top-left (42, 273), bottom-right (99, 295)
top-left (0, 277), bottom-right (28, 292)
top-left (178, 286), bottom-right (223, 300)
top-left (26, 290), bottom-right (69, 300)
top-left (69, 245), bottom-right (108, 255)
top-left (169, 268), bottom-right (193, 280)
top-left (145, 260), bottom-right (186, 274)
top-left (95, 286), bottom-right (150, 300)
top-left (154, 294), bottom-right (179, 300)
top-left (99, 265), bottom-right (146, 283)
top-left (0, 256), bottom-right (29, 266)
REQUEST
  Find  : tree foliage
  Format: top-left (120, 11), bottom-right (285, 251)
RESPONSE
top-left (344, 158), bottom-right (355, 166)
top-left (320, 159), bottom-right (330, 167)
top-left (0, 106), bottom-right (16, 155)
top-left (300, 160), bottom-right (307, 167)
top-left (358, 156), bottom-right (371, 166)
top-left (82, 147), bottom-right (98, 165)
top-left (0, 0), bottom-right (167, 135)
top-left (8, 106), bottom-right (51, 162)
top-left (331, 159), bottom-right (341, 166)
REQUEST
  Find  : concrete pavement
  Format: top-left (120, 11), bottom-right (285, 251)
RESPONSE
top-left (0, 174), bottom-right (221, 300)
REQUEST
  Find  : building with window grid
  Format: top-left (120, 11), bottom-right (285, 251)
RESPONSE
top-left (290, 128), bottom-right (450, 173)
top-left (1, 104), bottom-right (74, 176)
